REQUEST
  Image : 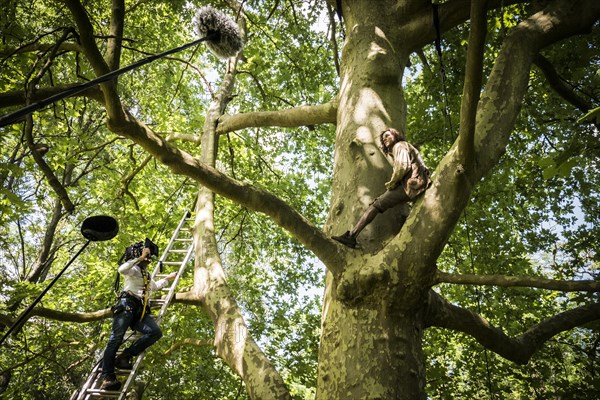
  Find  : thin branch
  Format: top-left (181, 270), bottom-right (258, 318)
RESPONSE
top-left (425, 290), bottom-right (600, 365)
top-left (26, 198), bottom-right (63, 283)
top-left (534, 54), bottom-right (594, 112)
top-left (325, 1), bottom-right (340, 76)
top-left (0, 42), bottom-right (82, 58)
top-left (163, 338), bottom-right (213, 355)
top-left (435, 271), bottom-right (600, 292)
top-left (1, 307), bottom-right (111, 326)
top-left (118, 154), bottom-right (152, 198)
top-left (23, 29), bottom-right (75, 212)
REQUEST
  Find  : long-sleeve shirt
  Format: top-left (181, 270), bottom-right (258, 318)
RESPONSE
top-left (386, 141), bottom-right (431, 199)
top-left (118, 258), bottom-right (169, 301)
top-left (386, 141), bottom-right (413, 189)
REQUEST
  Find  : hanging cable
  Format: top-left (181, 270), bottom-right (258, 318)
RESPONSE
top-left (432, 3), bottom-right (455, 144)
top-left (463, 209), bottom-right (496, 399)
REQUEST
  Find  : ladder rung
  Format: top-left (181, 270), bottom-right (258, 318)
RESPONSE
top-left (116, 369), bottom-right (133, 375)
top-left (175, 238), bottom-right (193, 242)
top-left (85, 388), bottom-right (121, 397)
top-left (168, 249), bottom-right (189, 253)
top-left (162, 261), bottom-right (184, 265)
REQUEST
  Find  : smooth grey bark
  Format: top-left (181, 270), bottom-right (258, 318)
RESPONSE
top-left (317, 1), bottom-right (600, 399)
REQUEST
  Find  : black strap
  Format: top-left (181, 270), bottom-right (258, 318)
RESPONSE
top-left (335, 0), bottom-right (343, 23)
top-left (432, 2), bottom-right (454, 141)
top-left (113, 252), bottom-right (126, 294)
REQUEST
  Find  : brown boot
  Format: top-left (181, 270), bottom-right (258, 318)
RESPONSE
top-left (331, 231), bottom-right (357, 248)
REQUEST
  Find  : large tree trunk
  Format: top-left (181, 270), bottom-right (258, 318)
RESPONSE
top-left (319, 1), bottom-right (427, 399)
top-left (318, 1), bottom-right (600, 399)
top-left (318, 275), bottom-right (426, 399)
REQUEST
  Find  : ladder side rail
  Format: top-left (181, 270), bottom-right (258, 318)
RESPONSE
top-left (151, 211), bottom-right (192, 280)
top-left (155, 244), bottom-right (194, 323)
top-left (75, 359), bottom-right (102, 400)
top-left (117, 352), bottom-right (147, 400)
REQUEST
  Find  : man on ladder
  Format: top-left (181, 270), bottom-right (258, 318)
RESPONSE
top-left (100, 240), bottom-right (176, 390)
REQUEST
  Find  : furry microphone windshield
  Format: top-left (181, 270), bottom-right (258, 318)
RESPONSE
top-left (196, 6), bottom-right (244, 59)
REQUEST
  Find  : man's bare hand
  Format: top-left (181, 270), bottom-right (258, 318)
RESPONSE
top-left (166, 272), bottom-right (177, 280)
top-left (140, 247), bottom-right (152, 260)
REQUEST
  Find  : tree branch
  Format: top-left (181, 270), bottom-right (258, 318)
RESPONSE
top-left (216, 100), bottom-right (338, 134)
top-left (105, 0), bottom-right (125, 71)
top-left (436, 271), bottom-right (600, 292)
top-left (425, 290), bottom-right (600, 365)
top-left (63, 0), bottom-right (126, 123)
top-left (0, 42), bottom-right (81, 57)
top-left (401, 0), bottom-right (527, 53)
top-left (457, 0), bottom-right (487, 166)
top-left (534, 54), bottom-right (594, 113)
top-left (117, 154), bottom-right (151, 198)
top-left (0, 295), bottom-right (199, 328)
top-left (108, 113), bottom-right (345, 276)
top-left (27, 198), bottom-right (63, 283)
top-left (163, 338), bottom-right (213, 355)
top-left (474, 0), bottom-right (600, 174)
top-left (165, 132), bottom-right (202, 145)
top-left (21, 30), bottom-right (76, 212)
top-left (0, 307), bottom-right (111, 326)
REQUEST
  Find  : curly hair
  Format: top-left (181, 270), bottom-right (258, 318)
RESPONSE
top-left (380, 128), bottom-right (405, 155)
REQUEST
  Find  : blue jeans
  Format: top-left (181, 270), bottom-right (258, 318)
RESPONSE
top-left (101, 296), bottom-right (162, 379)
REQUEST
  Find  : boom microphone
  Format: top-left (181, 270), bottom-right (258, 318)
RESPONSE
top-left (195, 6), bottom-right (244, 59)
top-left (0, 6), bottom-right (244, 128)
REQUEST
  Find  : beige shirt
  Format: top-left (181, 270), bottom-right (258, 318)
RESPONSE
top-left (386, 141), bottom-right (431, 199)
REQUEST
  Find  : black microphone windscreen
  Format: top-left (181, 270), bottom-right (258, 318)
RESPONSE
top-left (195, 6), bottom-right (244, 59)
